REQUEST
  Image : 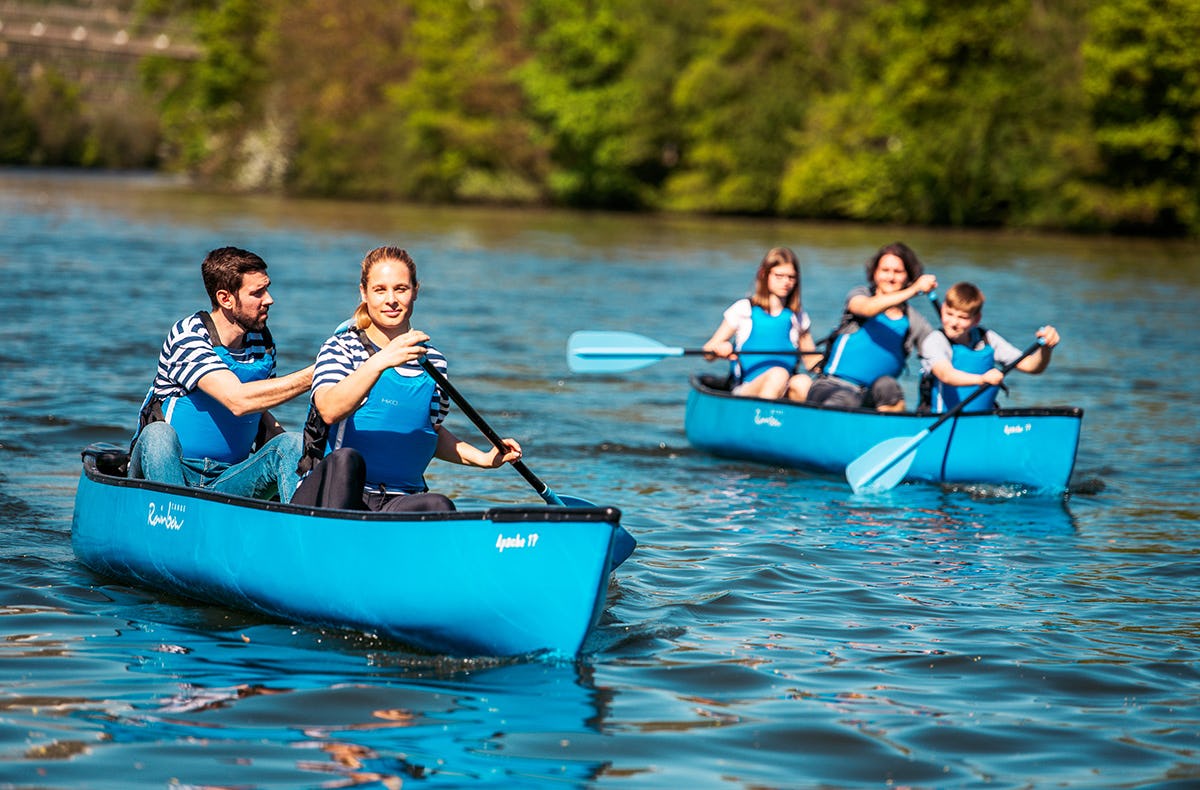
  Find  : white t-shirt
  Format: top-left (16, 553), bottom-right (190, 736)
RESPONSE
top-left (721, 298), bottom-right (811, 349)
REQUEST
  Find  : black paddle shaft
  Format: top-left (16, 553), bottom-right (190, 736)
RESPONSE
top-left (417, 357), bottom-right (551, 496)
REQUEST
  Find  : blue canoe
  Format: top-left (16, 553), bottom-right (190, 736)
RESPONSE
top-left (71, 444), bottom-right (634, 657)
top-left (685, 375), bottom-right (1083, 493)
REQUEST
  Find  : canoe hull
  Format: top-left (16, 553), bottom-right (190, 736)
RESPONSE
top-left (685, 376), bottom-right (1082, 493)
top-left (71, 455), bottom-right (626, 657)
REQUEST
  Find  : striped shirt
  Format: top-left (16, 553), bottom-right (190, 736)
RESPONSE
top-left (146, 312), bottom-right (274, 400)
top-left (311, 330), bottom-right (449, 426)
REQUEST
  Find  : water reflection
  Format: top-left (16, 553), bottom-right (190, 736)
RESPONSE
top-left (5, 171), bottom-right (1200, 788)
top-left (121, 638), bottom-right (613, 786)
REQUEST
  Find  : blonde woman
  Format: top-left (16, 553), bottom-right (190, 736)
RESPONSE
top-left (291, 246), bottom-right (521, 511)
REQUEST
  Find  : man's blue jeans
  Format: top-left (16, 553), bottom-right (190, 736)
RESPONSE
top-left (129, 421), bottom-right (303, 502)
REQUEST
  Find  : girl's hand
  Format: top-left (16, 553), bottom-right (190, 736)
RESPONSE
top-left (703, 340), bottom-right (735, 361)
top-left (1037, 325), bottom-right (1060, 348)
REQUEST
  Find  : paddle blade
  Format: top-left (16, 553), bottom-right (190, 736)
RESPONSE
top-left (541, 491), bottom-right (636, 568)
top-left (611, 526), bottom-right (637, 568)
top-left (846, 433), bottom-right (925, 494)
top-left (552, 493), bottom-right (594, 508)
top-left (567, 331), bottom-right (681, 373)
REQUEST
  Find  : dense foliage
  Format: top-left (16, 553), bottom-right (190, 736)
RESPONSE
top-left (10, 0), bottom-right (1200, 234)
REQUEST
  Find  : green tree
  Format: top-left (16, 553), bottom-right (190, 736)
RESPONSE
top-left (1071, 0), bottom-right (1200, 234)
top-left (779, 0), bottom-right (1085, 227)
top-left (518, 0), bottom-right (690, 208)
top-left (268, 1), bottom-right (418, 197)
top-left (665, 0), bottom-right (827, 214)
top-left (141, 0), bottom-right (275, 179)
top-left (25, 69), bottom-right (88, 166)
top-left (376, 0), bottom-right (544, 203)
top-left (0, 64), bottom-right (36, 164)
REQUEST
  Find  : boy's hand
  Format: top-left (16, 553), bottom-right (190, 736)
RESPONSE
top-left (1036, 325), bottom-right (1060, 348)
top-left (980, 369), bottom-right (1006, 387)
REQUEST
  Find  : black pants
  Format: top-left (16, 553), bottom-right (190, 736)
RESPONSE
top-left (291, 448), bottom-right (455, 512)
top-left (808, 375), bottom-right (904, 409)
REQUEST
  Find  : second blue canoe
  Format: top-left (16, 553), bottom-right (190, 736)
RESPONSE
top-left (685, 375), bottom-right (1083, 493)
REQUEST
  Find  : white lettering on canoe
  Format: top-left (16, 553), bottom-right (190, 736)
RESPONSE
top-left (147, 501), bottom-right (185, 531)
top-left (1003, 423), bottom-right (1033, 435)
top-left (753, 408), bottom-right (783, 428)
top-left (496, 532), bottom-right (539, 552)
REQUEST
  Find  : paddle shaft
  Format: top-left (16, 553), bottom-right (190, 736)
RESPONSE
top-left (417, 357), bottom-right (560, 503)
top-left (580, 347), bottom-right (807, 358)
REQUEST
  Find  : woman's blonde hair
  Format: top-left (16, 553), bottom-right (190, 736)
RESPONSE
top-left (353, 246), bottom-right (417, 330)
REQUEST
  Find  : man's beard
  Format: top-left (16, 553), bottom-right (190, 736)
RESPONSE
top-left (231, 300), bottom-right (268, 332)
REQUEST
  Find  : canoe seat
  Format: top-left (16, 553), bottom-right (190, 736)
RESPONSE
top-left (82, 442), bottom-right (130, 478)
top-left (696, 373), bottom-right (734, 393)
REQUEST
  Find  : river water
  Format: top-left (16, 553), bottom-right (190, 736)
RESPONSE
top-left (1, 170), bottom-right (1198, 788)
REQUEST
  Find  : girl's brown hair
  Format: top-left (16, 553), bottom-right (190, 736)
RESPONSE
top-left (751, 247), bottom-right (801, 312)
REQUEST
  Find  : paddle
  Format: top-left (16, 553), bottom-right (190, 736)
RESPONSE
top-left (418, 356), bottom-right (637, 567)
top-left (845, 338), bottom-right (1047, 494)
top-left (416, 357), bottom-right (578, 506)
top-left (568, 330), bottom-right (818, 374)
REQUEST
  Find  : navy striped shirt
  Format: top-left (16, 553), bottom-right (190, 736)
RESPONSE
top-left (311, 330), bottom-right (449, 426)
top-left (146, 312), bottom-right (274, 400)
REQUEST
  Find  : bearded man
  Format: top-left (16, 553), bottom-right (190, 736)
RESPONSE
top-left (129, 247), bottom-right (313, 501)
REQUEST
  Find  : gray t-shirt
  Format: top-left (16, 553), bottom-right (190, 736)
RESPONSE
top-left (920, 327), bottom-right (1022, 374)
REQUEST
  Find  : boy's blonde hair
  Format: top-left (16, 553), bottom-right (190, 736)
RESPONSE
top-left (944, 282), bottom-right (985, 317)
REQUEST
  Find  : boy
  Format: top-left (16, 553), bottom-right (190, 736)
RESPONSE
top-left (919, 282), bottom-right (1060, 413)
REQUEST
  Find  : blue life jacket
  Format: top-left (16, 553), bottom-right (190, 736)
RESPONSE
top-left (327, 363), bottom-right (439, 494)
top-left (932, 328), bottom-right (998, 413)
top-left (735, 306), bottom-right (796, 384)
top-left (141, 312), bottom-right (276, 464)
top-left (824, 311), bottom-right (909, 387)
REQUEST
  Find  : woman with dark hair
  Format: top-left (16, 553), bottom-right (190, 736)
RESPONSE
top-left (807, 242), bottom-right (938, 412)
top-left (291, 246), bottom-right (521, 511)
top-left (701, 247), bottom-right (820, 401)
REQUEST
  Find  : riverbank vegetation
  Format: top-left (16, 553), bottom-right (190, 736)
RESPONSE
top-left (5, 0), bottom-right (1198, 235)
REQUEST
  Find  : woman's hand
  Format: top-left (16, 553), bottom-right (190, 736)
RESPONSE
top-left (483, 438), bottom-right (523, 468)
top-left (912, 273), bottom-right (938, 295)
top-left (375, 329), bottom-right (430, 369)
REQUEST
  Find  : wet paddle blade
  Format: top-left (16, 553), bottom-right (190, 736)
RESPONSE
top-left (544, 491), bottom-right (637, 568)
top-left (846, 433), bottom-right (925, 494)
top-left (567, 331), bottom-right (683, 373)
top-left (554, 494), bottom-right (595, 508)
top-left (611, 526), bottom-right (637, 568)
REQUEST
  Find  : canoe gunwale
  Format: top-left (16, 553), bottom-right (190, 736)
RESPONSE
top-left (689, 374), bottom-right (1084, 420)
top-left (79, 455), bottom-right (622, 525)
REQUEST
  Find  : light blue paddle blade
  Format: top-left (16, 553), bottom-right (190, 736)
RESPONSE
top-left (567, 331), bottom-right (684, 373)
top-left (846, 432), bottom-right (926, 494)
